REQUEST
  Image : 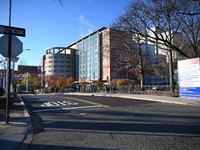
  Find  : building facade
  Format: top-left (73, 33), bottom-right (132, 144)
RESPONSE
top-left (17, 65), bottom-right (41, 77)
top-left (44, 47), bottom-right (76, 77)
top-left (64, 27), bottom-right (134, 82)
top-left (76, 28), bottom-right (102, 81)
top-left (42, 26), bottom-right (177, 85)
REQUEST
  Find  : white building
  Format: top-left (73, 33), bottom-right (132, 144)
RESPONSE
top-left (44, 47), bottom-right (76, 77)
top-left (133, 27), bottom-right (182, 85)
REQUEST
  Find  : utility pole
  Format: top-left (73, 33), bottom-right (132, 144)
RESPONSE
top-left (5, 0), bottom-right (12, 124)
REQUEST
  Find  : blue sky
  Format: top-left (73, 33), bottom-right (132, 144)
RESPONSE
top-left (0, 0), bottom-right (131, 66)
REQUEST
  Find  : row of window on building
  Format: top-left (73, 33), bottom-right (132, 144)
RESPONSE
top-left (46, 60), bottom-right (73, 64)
top-left (45, 65), bottom-right (71, 68)
top-left (48, 70), bottom-right (72, 73)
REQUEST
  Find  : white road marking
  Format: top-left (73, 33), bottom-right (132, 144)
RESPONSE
top-left (41, 101), bottom-right (78, 107)
top-left (41, 102), bottom-right (55, 107)
top-left (57, 101), bottom-right (66, 105)
top-left (51, 102), bottom-right (60, 106)
top-left (32, 105), bottom-right (101, 113)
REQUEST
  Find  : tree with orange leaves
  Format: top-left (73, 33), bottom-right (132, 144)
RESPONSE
top-left (34, 77), bottom-right (41, 88)
top-left (79, 78), bottom-right (87, 87)
top-left (93, 78), bottom-right (103, 87)
top-left (66, 77), bottom-right (75, 87)
top-left (56, 75), bottom-right (67, 88)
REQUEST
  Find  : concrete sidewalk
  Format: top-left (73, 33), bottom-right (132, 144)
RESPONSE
top-left (0, 93), bottom-right (199, 150)
top-left (0, 97), bottom-right (33, 150)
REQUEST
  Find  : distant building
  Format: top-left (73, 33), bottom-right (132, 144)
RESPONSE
top-left (17, 65), bottom-right (40, 77)
top-left (44, 47), bottom-right (76, 78)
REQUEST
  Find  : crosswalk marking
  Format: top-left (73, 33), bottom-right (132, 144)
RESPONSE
top-left (41, 101), bottom-right (78, 107)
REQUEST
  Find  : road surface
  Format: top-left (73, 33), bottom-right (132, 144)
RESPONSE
top-left (22, 94), bottom-right (200, 150)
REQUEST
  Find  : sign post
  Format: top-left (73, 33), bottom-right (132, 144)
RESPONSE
top-left (0, 0), bottom-right (26, 124)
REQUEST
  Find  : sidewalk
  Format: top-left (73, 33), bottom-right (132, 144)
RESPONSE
top-left (0, 93), bottom-right (199, 150)
top-left (0, 97), bottom-right (33, 150)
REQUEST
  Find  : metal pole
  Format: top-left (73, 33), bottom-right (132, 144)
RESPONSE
top-left (169, 50), bottom-right (174, 92)
top-left (5, 0), bottom-right (12, 124)
top-left (26, 72), bottom-right (29, 93)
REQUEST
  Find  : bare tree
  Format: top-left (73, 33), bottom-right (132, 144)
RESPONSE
top-left (111, 0), bottom-right (199, 91)
top-left (112, 0), bottom-right (199, 58)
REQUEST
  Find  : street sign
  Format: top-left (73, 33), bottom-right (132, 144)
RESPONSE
top-left (0, 34), bottom-right (23, 58)
top-left (0, 25), bottom-right (25, 37)
top-left (178, 58), bottom-right (200, 99)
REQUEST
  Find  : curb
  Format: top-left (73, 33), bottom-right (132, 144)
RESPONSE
top-left (16, 97), bottom-right (34, 150)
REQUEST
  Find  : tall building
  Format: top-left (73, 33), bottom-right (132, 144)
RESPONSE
top-left (63, 27), bottom-right (134, 82)
top-left (44, 47), bottom-right (76, 78)
top-left (75, 27), bottom-right (103, 81)
top-left (42, 26), bottom-right (178, 85)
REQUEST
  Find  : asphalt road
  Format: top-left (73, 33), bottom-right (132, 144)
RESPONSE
top-left (22, 94), bottom-right (200, 150)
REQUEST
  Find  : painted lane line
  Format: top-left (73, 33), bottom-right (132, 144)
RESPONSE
top-left (58, 96), bottom-right (110, 108)
top-left (32, 105), bottom-right (101, 113)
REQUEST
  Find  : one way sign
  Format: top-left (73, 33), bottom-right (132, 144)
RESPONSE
top-left (0, 25), bottom-right (26, 37)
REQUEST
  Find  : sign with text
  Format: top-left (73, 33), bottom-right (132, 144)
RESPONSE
top-left (178, 58), bottom-right (200, 99)
top-left (0, 25), bottom-right (26, 37)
